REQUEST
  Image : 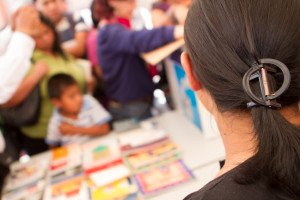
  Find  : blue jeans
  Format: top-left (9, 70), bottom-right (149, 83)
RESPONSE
top-left (109, 100), bottom-right (152, 121)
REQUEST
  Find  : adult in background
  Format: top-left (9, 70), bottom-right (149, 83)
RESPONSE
top-left (0, 4), bottom-right (40, 104)
top-left (34, 0), bottom-right (88, 58)
top-left (3, 14), bottom-right (86, 156)
top-left (97, 0), bottom-right (184, 121)
top-left (182, 0), bottom-right (300, 199)
top-left (86, 0), bottom-right (113, 109)
top-left (0, 2), bottom-right (41, 194)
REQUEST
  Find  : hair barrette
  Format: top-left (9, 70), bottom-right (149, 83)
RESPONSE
top-left (242, 58), bottom-right (291, 108)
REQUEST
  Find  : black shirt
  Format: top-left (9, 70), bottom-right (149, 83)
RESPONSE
top-left (183, 166), bottom-right (281, 200)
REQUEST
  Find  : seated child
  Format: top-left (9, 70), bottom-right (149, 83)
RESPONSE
top-left (46, 74), bottom-right (111, 147)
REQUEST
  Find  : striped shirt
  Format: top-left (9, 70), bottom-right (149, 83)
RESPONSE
top-left (46, 95), bottom-right (111, 146)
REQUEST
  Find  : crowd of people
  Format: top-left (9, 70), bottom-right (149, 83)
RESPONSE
top-left (0, 0), bottom-right (188, 192)
top-left (0, 0), bottom-right (299, 199)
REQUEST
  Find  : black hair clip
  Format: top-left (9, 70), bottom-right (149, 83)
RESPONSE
top-left (242, 58), bottom-right (291, 108)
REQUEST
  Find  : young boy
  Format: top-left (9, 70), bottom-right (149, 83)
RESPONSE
top-left (46, 74), bottom-right (111, 147)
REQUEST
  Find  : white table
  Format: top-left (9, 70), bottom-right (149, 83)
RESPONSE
top-left (155, 111), bottom-right (225, 170)
top-left (135, 111), bottom-right (225, 199)
top-left (3, 111), bottom-right (226, 200)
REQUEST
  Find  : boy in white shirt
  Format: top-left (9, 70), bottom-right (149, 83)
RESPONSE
top-left (46, 74), bottom-right (111, 147)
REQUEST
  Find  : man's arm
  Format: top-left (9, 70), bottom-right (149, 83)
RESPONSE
top-left (98, 24), bottom-right (183, 54)
top-left (59, 122), bottom-right (110, 136)
top-left (0, 32), bottom-right (35, 104)
top-left (62, 30), bottom-right (88, 58)
top-left (1, 61), bottom-right (48, 108)
top-left (0, 6), bottom-right (40, 104)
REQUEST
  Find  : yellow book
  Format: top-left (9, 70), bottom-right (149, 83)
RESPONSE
top-left (88, 178), bottom-right (137, 200)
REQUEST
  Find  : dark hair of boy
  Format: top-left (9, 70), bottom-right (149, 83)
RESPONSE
top-left (184, 0), bottom-right (300, 199)
top-left (47, 74), bottom-right (77, 99)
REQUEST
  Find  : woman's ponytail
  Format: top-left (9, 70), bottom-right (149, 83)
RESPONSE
top-left (240, 107), bottom-right (300, 199)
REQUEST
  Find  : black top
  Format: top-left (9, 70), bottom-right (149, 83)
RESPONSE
top-left (183, 166), bottom-right (280, 200)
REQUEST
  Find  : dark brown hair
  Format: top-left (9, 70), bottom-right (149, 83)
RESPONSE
top-left (47, 74), bottom-right (77, 99)
top-left (91, 0), bottom-right (113, 28)
top-left (184, 0), bottom-right (300, 199)
top-left (39, 13), bottom-right (68, 60)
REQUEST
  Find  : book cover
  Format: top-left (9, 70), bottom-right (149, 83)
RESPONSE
top-left (43, 172), bottom-right (87, 200)
top-left (50, 144), bottom-right (82, 176)
top-left (133, 160), bottom-right (194, 195)
top-left (87, 178), bottom-right (138, 200)
top-left (81, 136), bottom-right (122, 175)
top-left (124, 141), bottom-right (181, 173)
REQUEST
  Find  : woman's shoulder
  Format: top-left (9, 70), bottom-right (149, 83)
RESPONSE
top-left (184, 167), bottom-right (280, 200)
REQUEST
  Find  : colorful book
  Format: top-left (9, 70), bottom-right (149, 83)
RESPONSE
top-left (87, 178), bottom-right (138, 200)
top-left (81, 136), bottom-right (123, 175)
top-left (124, 141), bottom-right (181, 173)
top-left (50, 144), bottom-right (82, 176)
top-left (43, 172), bottom-right (87, 200)
top-left (133, 160), bottom-right (194, 195)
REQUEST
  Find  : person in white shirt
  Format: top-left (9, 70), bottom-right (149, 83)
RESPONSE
top-left (0, 3), bottom-right (41, 191)
top-left (0, 2), bottom-right (41, 105)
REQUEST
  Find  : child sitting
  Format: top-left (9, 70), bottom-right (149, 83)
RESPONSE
top-left (46, 74), bottom-right (111, 147)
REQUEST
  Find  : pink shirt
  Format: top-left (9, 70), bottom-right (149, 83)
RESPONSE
top-left (86, 27), bottom-right (98, 67)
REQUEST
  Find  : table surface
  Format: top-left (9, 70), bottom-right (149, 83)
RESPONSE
top-left (4, 111), bottom-right (226, 200)
top-left (156, 111), bottom-right (225, 170)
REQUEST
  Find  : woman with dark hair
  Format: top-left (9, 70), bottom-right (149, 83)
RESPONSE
top-left (3, 14), bottom-right (86, 155)
top-left (181, 0), bottom-right (300, 199)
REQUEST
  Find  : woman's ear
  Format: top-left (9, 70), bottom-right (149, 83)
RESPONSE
top-left (181, 52), bottom-right (202, 91)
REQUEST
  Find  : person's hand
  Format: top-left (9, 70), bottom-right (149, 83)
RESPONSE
top-left (31, 61), bottom-right (49, 81)
top-left (12, 6), bottom-right (40, 37)
top-left (59, 123), bottom-right (77, 135)
top-left (174, 25), bottom-right (184, 39)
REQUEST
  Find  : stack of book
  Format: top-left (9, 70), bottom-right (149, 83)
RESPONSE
top-left (2, 156), bottom-right (49, 200)
top-left (43, 144), bottom-right (86, 200)
top-left (82, 137), bottom-right (138, 200)
top-left (117, 122), bottom-right (194, 197)
top-left (49, 144), bottom-right (82, 177)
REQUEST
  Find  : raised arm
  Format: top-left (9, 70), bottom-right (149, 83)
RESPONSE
top-left (98, 24), bottom-right (183, 54)
top-left (1, 61), bottom-right (48, 108)
top-left (0, 6), bottom-right (40, 104)
top-left (62, 30), bottom-right (88, 58)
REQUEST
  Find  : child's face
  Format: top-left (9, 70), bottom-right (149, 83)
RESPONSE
top-left (58, 84), bottom-right (83, 115)
top-left (34, 22), bottom-right (55, 52)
